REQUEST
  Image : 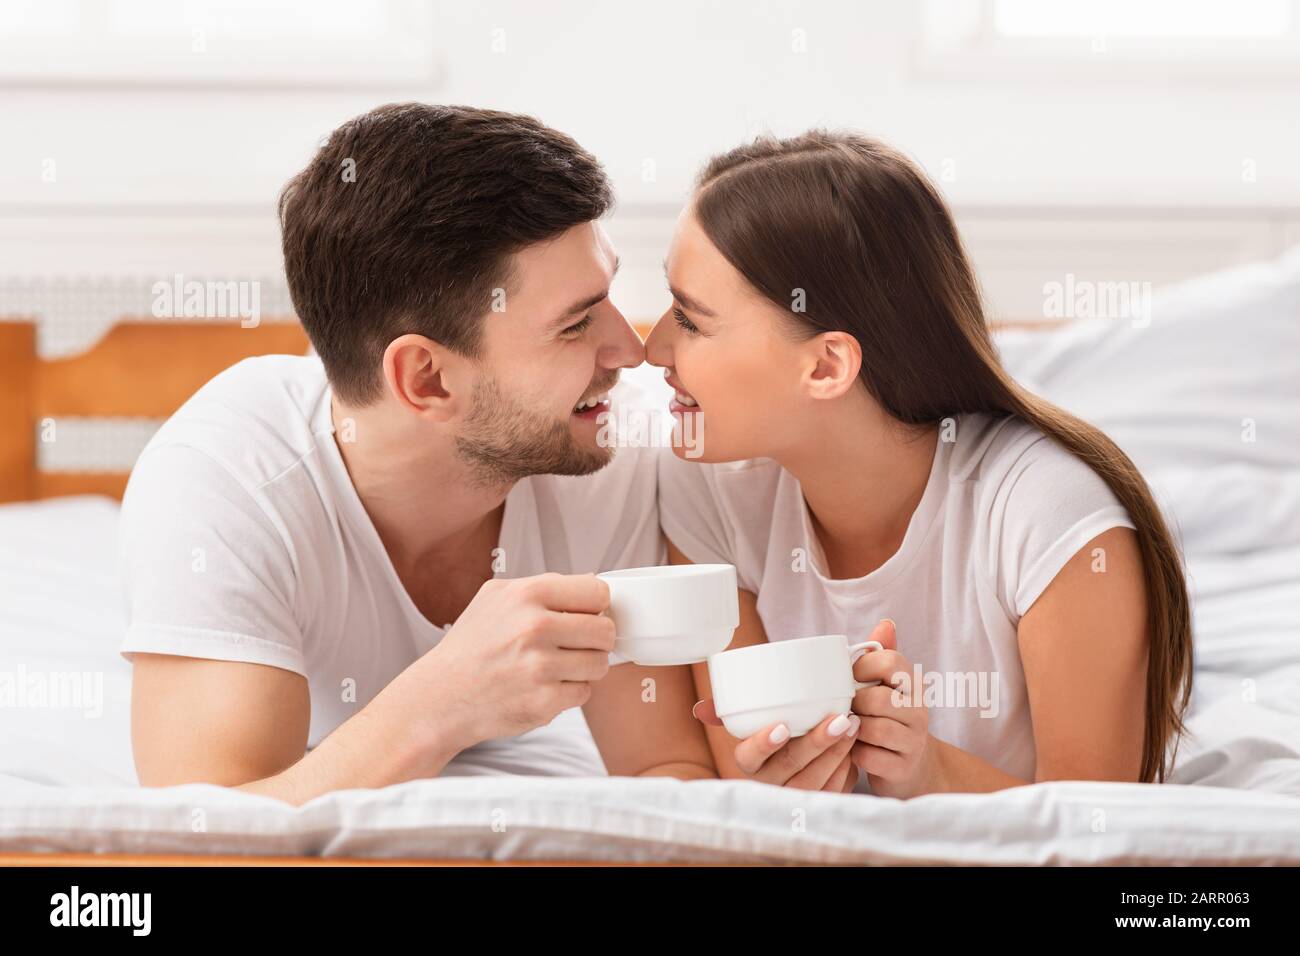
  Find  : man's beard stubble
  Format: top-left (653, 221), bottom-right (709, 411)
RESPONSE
top-left (453, 375), bottom-right (614, 488)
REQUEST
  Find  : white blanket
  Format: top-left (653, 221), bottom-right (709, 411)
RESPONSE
top-left (4, 774), bottom-right (1299, 865)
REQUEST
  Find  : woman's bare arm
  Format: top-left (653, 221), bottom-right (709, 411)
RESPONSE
top-left (904, 526), bottom-right (1150, 795)
top-left (1018, 526), bottom-right (1148, 783)
top-left (582, 654), bottom-right (717, 780)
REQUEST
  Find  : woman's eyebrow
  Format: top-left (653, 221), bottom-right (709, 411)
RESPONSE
top-left (663, 261), bottom-right (717, 317)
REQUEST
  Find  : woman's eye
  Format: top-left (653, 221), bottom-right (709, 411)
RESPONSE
top-left (561, 314), bottom-right (594, 338)
top-left (672, 307), bottom-right (699, 335)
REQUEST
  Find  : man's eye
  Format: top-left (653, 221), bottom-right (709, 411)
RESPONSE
top-left (672, 307), bottom-right (699, 335)
top-left (561, 314), bottom-right (594, 338)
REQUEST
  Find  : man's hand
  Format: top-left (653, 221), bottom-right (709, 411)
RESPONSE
top-left (387, 572), bottom-right (617, 754)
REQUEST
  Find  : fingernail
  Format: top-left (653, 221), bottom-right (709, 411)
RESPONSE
top-left (828, 714), bottom-right (851, 737)
top-left (847, 715), bottom-right (861, 737)
top-left (881, 618), bottom-right (896, 631)
top-left (769, 724), bottom-right (790, 745)
top-left (691, 701), bottom-right (703, 720)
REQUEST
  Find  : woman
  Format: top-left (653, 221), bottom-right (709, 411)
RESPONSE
top-left (645, 130), bottom-right (1192, 798)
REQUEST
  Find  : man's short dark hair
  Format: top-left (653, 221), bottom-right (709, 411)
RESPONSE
top-left (279, 102), bottom-right (614, 404)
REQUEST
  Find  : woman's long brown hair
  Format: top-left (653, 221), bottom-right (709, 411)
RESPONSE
top-left (693, 130), bottom-right (1192, 782)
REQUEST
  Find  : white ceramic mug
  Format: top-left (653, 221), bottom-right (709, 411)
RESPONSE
top-left (707, 633), bottom-right (884, 739)
top-left (597, 564), bottom-right (739, 665)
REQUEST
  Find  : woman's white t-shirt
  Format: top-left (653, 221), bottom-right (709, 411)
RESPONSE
top-left (658, 412), bottom-right (1136, 788)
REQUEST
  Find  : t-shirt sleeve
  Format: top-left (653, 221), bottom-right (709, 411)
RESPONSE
top-left (117, 443), bottom-right (306, 676)
top-left (656, 447), bottom-right (736, 567)
top-left (986, 435), bottom-right (1137, 620)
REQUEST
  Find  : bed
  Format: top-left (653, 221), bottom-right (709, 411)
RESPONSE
top-left (2, 248), bottom-right (1299, 865)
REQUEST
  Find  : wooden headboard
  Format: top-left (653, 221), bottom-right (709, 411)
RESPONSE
top-left (0, 319), bottom-right (310, 504)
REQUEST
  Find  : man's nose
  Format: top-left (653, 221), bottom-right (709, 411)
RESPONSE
top-left (599, 307), bottom-right (648, 369)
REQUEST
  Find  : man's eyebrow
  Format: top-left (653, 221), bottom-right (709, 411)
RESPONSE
top-left (663, 261), bottom-right (717, 318)
top-left (550, 256), bottom-right (621, 327)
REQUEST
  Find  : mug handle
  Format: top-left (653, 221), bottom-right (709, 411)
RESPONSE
top-left (848, 640), bottom-right (884, 690)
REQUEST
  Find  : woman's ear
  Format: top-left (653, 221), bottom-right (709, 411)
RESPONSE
top-left (802, 330), bottom-right (862, 401)
top-left (382, 333), bottom-right (462, 420)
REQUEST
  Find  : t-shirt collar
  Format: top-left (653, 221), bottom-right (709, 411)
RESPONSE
top-left (792, 422), bottom-right (950, 595)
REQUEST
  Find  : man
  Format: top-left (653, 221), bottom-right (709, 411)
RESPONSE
top-left (118, 103), bottom-right (715, 804)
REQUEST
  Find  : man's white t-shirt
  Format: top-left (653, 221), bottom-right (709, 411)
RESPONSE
top-left (658, 412), bottom-right (1136, 789)
top-left (118, 355), bottom-right (664, 777)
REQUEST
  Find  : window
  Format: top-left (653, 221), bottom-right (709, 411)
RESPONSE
top-left (917, 0), bottom-right (1300, 76)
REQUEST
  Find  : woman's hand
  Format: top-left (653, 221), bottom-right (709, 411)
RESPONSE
top-left (849, 619), bottom-right (942, 798)
top-left (692, 700), bottom-right (860, 792)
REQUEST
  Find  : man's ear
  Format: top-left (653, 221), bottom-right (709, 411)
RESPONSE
top-left (382, 334), bottom-right (464, 420)
top-left (801, 330), bottom-right (862, 401)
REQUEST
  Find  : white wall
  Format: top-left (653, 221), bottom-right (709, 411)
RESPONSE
top-left (5, 1), bottom-right (1298, 208)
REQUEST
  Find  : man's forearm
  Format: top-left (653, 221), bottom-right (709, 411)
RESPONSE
top-left (236, 704), bottom-right (467, 806)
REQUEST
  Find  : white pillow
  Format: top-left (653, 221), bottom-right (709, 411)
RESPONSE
top-left (994, 243), bottom-right (1300, 474)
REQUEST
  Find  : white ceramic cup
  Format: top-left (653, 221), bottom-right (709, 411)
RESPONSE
top-left (707, 633), bottom-right (884, 739)
top-left (597, 564), bottom-right (739, 665)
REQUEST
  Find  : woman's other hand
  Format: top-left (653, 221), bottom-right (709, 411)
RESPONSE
top-left (850, 619), bottom-right (939, 798)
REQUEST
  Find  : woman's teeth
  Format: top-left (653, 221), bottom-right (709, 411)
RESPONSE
top-left (573, 393), bottom-right (609, 413)
top-left (674, 391), bottom-right (699, 407)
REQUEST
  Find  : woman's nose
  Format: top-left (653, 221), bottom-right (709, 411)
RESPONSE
top-left (643, 311), bottom-right (674, 368)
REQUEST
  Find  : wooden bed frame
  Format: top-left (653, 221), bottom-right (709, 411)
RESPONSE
top-left (0, 318), bottom-right (312, 503)
top-left (0, 316), bottom-right (718, 867)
